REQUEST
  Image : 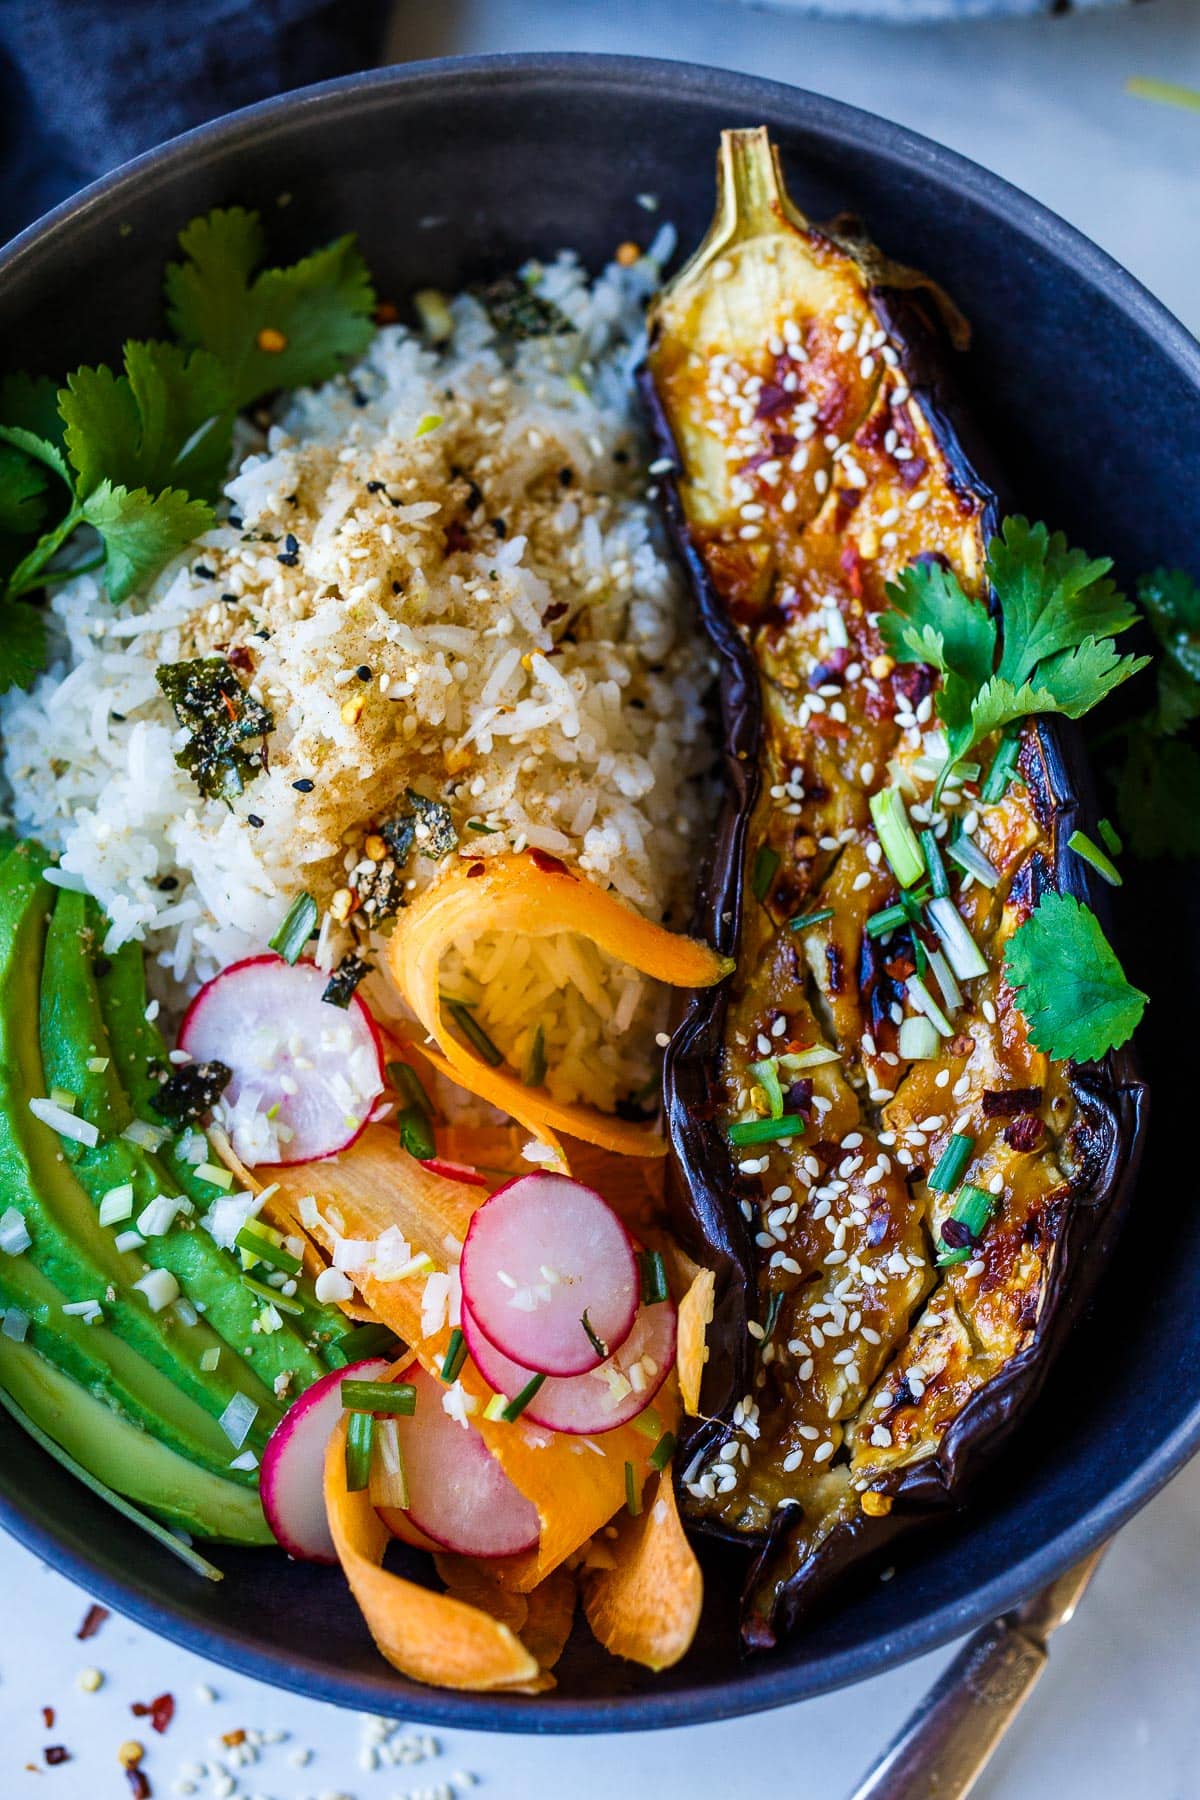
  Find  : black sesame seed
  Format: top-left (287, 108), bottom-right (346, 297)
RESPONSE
top-left (366, 480), bottom-right (385, 494)
top-left (558, 467), bottom-right (574, 487)
top-left (247, 814), bottom-right (264, 828)
top-left (111, 711), bottom-right (126, 723)
top-left (253, 628), bottom-right (270, 640)
top-left (227, 514), bottom-right (244, 529)
top-left (221, 592), bottom-right (238, 604)
top-left (613, 448), bottom-right (629, 465)
top-left (276, 551), bottom-right (298, 566)
top-left (356, 665), bottom-right (372, 681)
top-left (284, 534), bottom-right (299, 554)
top-left (193, 563), bottom-right (216, 579)
top-left (157, 875), bottom-right (179, 892)
top-left (292, 778), bottom-right (315, 794)
top-left (391, 580), bottom-right (402, 595)
top-left (491, 517), bottom-right (508, 538)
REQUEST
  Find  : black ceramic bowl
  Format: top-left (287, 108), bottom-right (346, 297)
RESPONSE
top-left (1, 54), bottom-right (1198, 1733)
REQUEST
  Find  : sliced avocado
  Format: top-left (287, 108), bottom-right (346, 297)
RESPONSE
top-left (96, 935), bottom-right (348, 1366)
top-left (0, 847), bottom-right (256, 1484)
top-left (39, 890), bottom-right (289, 1440)
top-left (0, 1330), bottom-right (273, 1543)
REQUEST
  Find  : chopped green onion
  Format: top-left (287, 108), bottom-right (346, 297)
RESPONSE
top-left (981, 733), bottom-right (1021, 804)
top-left (441, 1328), bottom-right (468, 1383)
top-left (727, 1114), bottom-right (805, 1147)
top-left (1067, 829), bottom-right (1122, 888)
top-left (1126, 75), bottom-right (1200, 114)
top-left (946, 835), bottom-right (1000, 889)
top-left (345, 1410), bottom-right (375, 1490)
top-left (624, 1459), bottom-right (642, 1517)
top-left (632, 1408), bottom-right (664, 1441)
top-left (502, 1374), bottom-right (546, 1421)
top-left (761, 1288), bottom-right (783, 1348)
top-left (925, 945), bottom-right (962, 1015)
top-left (466, 818), bottom-right (499, 834)
top-left (444, 997), bottom-right (504, 1066)
top-left (235, 1226), bottom-right (302, 1276)
top-left (200, 1346), bottom-right (221, 1373)
top-left (240, 1273), bottom-right (303, 1315)
top-left (98, 1184), bottom-right (134, 1226)
top-left (905, 974), bottom-right (952, 1038)
top-left (398, 1105), bottom-right (436, 1160)
top-left (748, 1057), bottom-right (784, 1119)
top-left (374, 1416), bottom-right (410, 1508)
top-left (928, 1132), bottom-right (973, 1194)
top-left (482, 1393), bottom-right (507, 1421)
top-left (341, 1378), bottom-right (417, 1416)
top-left (751, 844), bottom-right (780, 904)
top-left (524, 1024), bottom-right (547, 1089)
top-left (269, 891), bottom-right (318, 965)
top-left (921, 830), bottom-right (949, 899)
top-left (1098, 817), bottom-right (1122, 856)
top-left (637, 1249), bottom-right (669, 1306)
top-left (936, 1182), bottom-right (996, 1265)
top-left (866, 901), bottom-right (911, 939)
top-left (581, 1309), bottom-right (609, 1359)
top-left (195, 1161), bottom-right (234, 1191)
top-left (778, 1045), bottom-right (840, 1071)
top-left (898, 1015), bottom-right (940, 1060)
top-left (788, 908), bottom-right (834, 933)
top-left (387, 1060), bottom-right (433, 1116)
top-left (927, 896), bottom-right (988, 981)
top-left (332, 1322), bottom-right (401, 1365)
top-left (649, 1431), bottom-right (677, 1473)
top-left (870, 787), bottom-right (925, 889)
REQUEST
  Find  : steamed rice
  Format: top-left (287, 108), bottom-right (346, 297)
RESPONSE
top-left (0, 239), bottom-right (715, 1112)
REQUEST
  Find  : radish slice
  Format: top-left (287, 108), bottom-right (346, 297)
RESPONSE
top-left (386, 1362), bottom-right (539, 1559)
top-left (178, 955), bottom-right (385, 1167)
top-left (462, 1299), bottom-right (677, 1436)
top-left (460, 1173), bottom-right (638, 1377)
top-left (260, 1356), bottom-right (390, 1563)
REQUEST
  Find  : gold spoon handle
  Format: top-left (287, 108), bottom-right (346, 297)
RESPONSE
top-left (847, 1615), bottom-right (1047, 1800)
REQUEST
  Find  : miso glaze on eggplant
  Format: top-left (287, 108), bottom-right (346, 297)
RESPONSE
top-left (644, 129), bottom-right (1146, 1646)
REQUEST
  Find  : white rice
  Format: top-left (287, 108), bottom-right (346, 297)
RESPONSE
top-left (1, 239), bottom-right (715, 1112)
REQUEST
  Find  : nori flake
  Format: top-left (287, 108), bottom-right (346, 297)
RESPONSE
top-left (475, 274), bottom-right (573, 341)
top-left (156, 657), bottom-right (275, 803)
top-left (379, 788), bottom-right (458, 863)
top-left (150, 1059), bottom-right (232, 1124)
top-left (322, 952), bottom-right (372, 1009)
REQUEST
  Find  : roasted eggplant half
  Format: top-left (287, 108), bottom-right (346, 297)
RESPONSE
top-left (643, 129), bottom-right (1147, 1646)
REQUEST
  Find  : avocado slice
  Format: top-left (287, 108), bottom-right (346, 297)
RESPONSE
top-left (96, 935), bottom-right (348, 1367)
top-left (0, 1330), bottom-right (273, 1543)
top-left (39, 889), bottom-right (294, 1440)
top-left (0, 846), bottom-right (257, 1484)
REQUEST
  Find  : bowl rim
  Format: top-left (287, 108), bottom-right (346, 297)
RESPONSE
top-left (1, 49), bottom-right (1198, 1734)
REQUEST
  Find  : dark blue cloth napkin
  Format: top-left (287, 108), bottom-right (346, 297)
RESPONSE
top-left (0, 0), bottom-right (384, 244)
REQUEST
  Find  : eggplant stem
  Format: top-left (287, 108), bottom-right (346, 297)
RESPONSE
top-left (665, 126), bottom-right (809, 296)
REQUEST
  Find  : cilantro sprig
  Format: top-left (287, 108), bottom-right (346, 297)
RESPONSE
top-left (1003, 893), bottom-right (1146, 1064)
top-left (1103, 567), bottom-right (1200, 859)
top-left (881, 517), bottom-right (1150, 800)
top-left (0, 209), bottom-right (375, 694)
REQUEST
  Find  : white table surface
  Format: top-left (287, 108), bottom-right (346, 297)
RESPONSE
top-left (6, 3), bottom-right (1200, 1796)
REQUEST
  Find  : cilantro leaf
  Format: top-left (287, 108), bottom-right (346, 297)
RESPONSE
top-left (1136, 566), bottom-right (1200, 735)
top-left (165, 208), bottom-right (376, 409)
top-left (883, 516), bottom-right (1148, 796)
top-left (1003, 892), bottom-right (1146, 1063)
top-left (990, 517), bottom-right (1136, 685)
top-left (0, 598), bottom-right (48, 693)
top-left (1112, 723), bottom-right (1200, 860)
top-left (81, 482), bottom-right (214, 604)
top-left (0, 443), bottom-right (50, 537)
top-left (60, 342), bottom-right (233, 504)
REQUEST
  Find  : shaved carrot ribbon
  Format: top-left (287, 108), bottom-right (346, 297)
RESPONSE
top-left (386, 853), bottom-right (731, 1157)
top-left (324, 1417), bottom-right (542, 1691)
top-left (582, 1471), bottom-right (703, 1671)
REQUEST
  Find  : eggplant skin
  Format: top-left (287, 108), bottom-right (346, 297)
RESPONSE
top-left (644, 130), bottom-right (1148, 1646)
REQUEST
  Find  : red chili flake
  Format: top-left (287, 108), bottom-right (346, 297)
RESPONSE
top-left (465, 862), bottom-right (485, 878)
top-left (226, 644), bottom-right (254, 673)
top-left (1005, 1114), bottom-right (1044, 1153)
top-left (130, 1693), bottom-right (175, 1734)
top-left (838, 539), bottom-right (864, 598)
top-left (126, 1769), bottom-right (151, 1799)
top-left (444, 519), bottom-right (471, 554)
top-left (982, 1086), bottom-right (1043, 1118)
top-left (44, 1746), bottom-right (71, 1766)
top-left (753, 382), bottom-right (792, 420)
top-left (541, 601), bottom-right (568, 625)
top-left (77, 1603), bottom-right (109, 1640)
top-left (42, 1706), bottom-right (55, 1728)
top-left (528, 849), bottom-right (571, 876)
top-left (374, 299), bottom-right (399, 325)
top-left (897, 454), bottom-right (928, 490)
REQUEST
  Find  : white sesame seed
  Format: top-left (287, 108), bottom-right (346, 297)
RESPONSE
top-left (814, 1439), bottom-right (835, 1462)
